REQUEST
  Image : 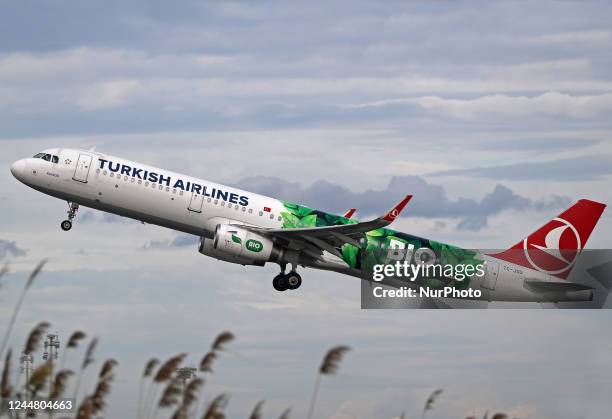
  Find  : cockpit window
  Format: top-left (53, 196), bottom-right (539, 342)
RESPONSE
top-left (32, 153), bottom-right (58, 163)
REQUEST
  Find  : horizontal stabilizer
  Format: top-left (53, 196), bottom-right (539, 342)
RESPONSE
top-left (524, 280), bottom-right (594, 302)
top-left (524, 280), bottom-right (594, 293)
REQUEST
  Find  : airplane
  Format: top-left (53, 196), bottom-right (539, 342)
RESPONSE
top-left (10, 148), bottom-right (607, 303)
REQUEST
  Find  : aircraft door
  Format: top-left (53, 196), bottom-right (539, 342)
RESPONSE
top-left (482, 260), bottom-right (500, 290)
top-left (72, 154), bottom-right (93, 183)
top-left (188, 192), bottom-right (204, 213)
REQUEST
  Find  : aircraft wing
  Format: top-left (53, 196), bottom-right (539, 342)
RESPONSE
top-left (241, 195), bottom-right (412, 259)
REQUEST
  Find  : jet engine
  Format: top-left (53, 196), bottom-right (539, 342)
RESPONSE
top-left (199, 224), bottom-right (283, 266)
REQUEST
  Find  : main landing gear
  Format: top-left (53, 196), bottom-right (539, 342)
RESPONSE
top-left (272, 264), bottom-right (302, 291)
top-left (61, 202), bottom-right (79, 231)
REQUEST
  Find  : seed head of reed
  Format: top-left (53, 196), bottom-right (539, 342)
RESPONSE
top-left (159, 376), bottom-right (183, 408)
top-left (91, 378), bottom-right (112, 414)
top-left (143, 357), bottom-right (160, 378)
top-left (319, 345), bottom-right (351, 375)
top-left (29, 360), bottom-right (53, 396)
top-left (82, 337), bottom-right (99, 370)
top-left (424, 389), bottom-right (443, 411)
top-left (76, 395), bottom-right (94, 419)
top-left (25, 260), bottom-right (47, 290)
top-left (67, 331), bottom-right (87, 348)
top-left (171, 406), bottom-right (188, 419)
top-left (49, 370), bottom-right (74, 399)
top-left (154, 353), bottom-right (187, 383)
top-left (23, 321), bottom-right (50, 355)
top-left (248, 400), bottom-right (264, 419)
top-left (183, 377), bottom-right (204, 408)
top-left (99, 359), bottom-right (118, 380)
top-left (203, 393), bottom-right (229, 419)
top-left (199, 351), bottom-right (216, 374)
top-left (211, 331), bottom-right (235, 352)
top-left (1, 349), bottom-right (12, 399)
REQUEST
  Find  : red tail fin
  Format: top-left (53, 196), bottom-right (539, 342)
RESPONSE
top-left (492, 199), bottom-right (606, 279)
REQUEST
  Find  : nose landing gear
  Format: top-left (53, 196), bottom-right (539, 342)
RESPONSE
top-left (272, 264), bottom-right (302, 291)
top-left (61, 202), bottom-right (79, 231)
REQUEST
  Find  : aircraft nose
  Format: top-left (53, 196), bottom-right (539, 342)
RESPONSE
top-left (10, 159), bottom-right (26, 180)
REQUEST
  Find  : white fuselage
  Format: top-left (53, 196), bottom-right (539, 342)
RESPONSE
top-left (11, 147), bottom-right (287, 238)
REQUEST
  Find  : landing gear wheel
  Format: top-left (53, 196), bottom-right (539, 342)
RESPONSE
top-left (272, 274), bottom-right (288, 292)
top-left (62, 202), bottom-right (79, 232)
top-left (286, 272), bottom-right (302, 290)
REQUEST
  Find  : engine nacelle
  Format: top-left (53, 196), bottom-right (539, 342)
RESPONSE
top-left (199, 224), bottom-right (282, 266)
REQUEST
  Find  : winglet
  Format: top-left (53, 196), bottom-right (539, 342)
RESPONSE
top-left (343, 208), bottom-right (357, 218)
top-left (383, 195), bottom-right (412, 222)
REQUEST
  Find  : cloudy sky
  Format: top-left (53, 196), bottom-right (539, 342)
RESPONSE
top-left (1, 1), bottom-right (612, 417)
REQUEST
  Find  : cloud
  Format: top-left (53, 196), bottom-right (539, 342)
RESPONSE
top-left (77, 79), bottom-right (144, 110)
top-left (481, 137), bottom-right (600, 151)
top-left (347, 91), bottom-right (612, 119)
top-left (0, 239), bottom-right (27, 259)
top-left (527, 29), bottom-right (612, 44)
top-left (235, 175), bottom-right (569, 231)
top-left (1, 42), bottom-right (611, 137)
top-left (430, 155), bottom-right (612, 181)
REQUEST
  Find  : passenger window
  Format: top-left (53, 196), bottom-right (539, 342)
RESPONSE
top-left (242, 207), bottom-right (246, 212)
top-left (145, 181), bottom-right (149, 186)
top-left (179, 190), bottom-right (184, 196)
top-left (270, 214), bottom-right (274, 219)
top-left (124, 176), bottom-right (128, 181)
top-left (110, 172), bottom-right (114, 178)
top-left (235, 205), bottom-right (239, 210)
top-left (248, 209), bottom-right (253, 214)
top-left (166, 187), bottom-right (170, 192)
top-left (96, 169), bottom-right (100, 174)
top-left (103, 170), bottom-right (108, 176)
top-left (172, 189), bottom-right (176, 194)
top-left (138, 179), bottom-right (142, 184)
top-left (214, 199), bottom-right (218, 205)
top-left (52, 155), bottom-right (59, 164)
top-left (221, 201), bottom-right (225, 206)
top-left (131, 178), bottom-right (135, 183)
top-left (278, 216), bottom-right (282, 221)
top-left (207, 198), bottom-right (211, 203)
top-left (259, 211), bottom-right (263, 216)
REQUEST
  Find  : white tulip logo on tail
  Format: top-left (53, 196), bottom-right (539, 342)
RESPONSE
top-left (523, 217), bottom-right (581, 275)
